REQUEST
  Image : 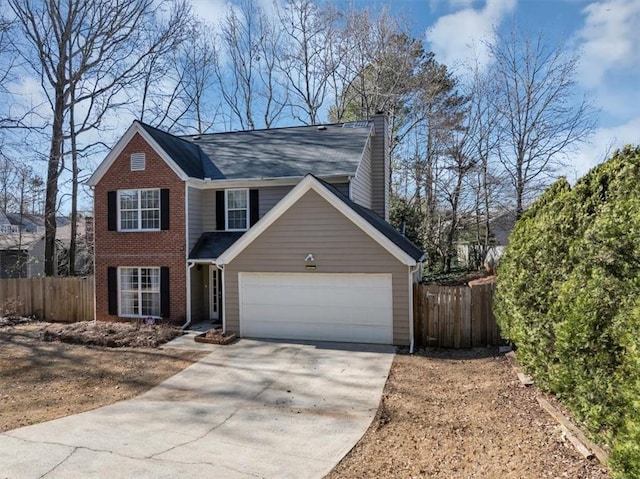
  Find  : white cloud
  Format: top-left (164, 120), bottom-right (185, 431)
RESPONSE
top-left (425, 0), bottom-right (517, 70)
top-left (576, 0), bottom-right (640, 89)
top-left (187, 0), bottom-right (230, 26)
top-left (570, 0), bottom-right (640, 180)
top-left (568, 117), bottom-right (640, 179)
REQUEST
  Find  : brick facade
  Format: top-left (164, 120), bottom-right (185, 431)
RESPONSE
top-left (94, 132), bottom-right (187, 324)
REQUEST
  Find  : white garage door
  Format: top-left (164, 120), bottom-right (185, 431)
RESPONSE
top-left (239, 272), bottom-right (393, 344)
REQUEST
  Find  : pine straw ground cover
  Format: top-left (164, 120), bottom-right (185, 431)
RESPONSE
top-left (327, 349), bottom-right (611, 479)
top-left (0, 320), bottom-right (206, 432)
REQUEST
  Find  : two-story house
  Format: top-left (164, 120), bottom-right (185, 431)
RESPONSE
top-left (87, 115), bottom-right (424, 346)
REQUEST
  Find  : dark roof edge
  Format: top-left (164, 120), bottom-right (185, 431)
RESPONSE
top-left (177, 120), bottom-right (374, 138)
top-left (312, 175), bottom-right (425, 262)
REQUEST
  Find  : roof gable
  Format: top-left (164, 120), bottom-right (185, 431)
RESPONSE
top-left (215, 174), bottom-right (423, 266)
top-left (86, 121), bottom-right (190, 186)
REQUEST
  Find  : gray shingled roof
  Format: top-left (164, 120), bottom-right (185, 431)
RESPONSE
top-left (138, 122), bottom-right (224, 179)
top-left (184, 124), bottom-right (371, 179)
top-left (138, 121), bottom-right (372, 180)
top-left (189, 232), bottom-right (245, 260)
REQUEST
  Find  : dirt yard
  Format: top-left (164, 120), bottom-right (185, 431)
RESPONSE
top-left (327, 348), bottom-right (611, 479)
top-left (1, 321), bottom-right (612, 478)
top-left (0, 320), bottom-right (205, 433)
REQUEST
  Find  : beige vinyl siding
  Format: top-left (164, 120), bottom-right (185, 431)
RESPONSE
top-left (224, 189), bottom-right (410, 345)
top-left (259, 185), bottom-right (293, 217)
top-left (202, 190), bottom-right (217, 231)
top-left (370, 117), bottom-right (388, 220)
top-left (332, 182), bottom-right (350, 197)
top-left (350, 137), bottom-right (373, 208)
top-left (199, 184), bottom-right (352, 233)
top-left (187, 187), bottom-right (203, 251)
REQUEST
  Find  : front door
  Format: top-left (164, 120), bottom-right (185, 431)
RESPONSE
top-left (209, 267), bottom-right (221, 321)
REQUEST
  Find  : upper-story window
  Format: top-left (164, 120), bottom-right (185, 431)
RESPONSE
top-left (226, 189), bottom-right (249, 231)
top-left (119, 189), bottom-right (160, 231)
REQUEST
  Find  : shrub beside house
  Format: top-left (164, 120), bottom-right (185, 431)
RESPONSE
top-left (495, 145), bottom-right (640, 478)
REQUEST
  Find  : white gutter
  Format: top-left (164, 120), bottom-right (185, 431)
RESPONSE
top-left (408, 263), bottom-right (421, 354)
top-left (183, 186), bottom-right (191, 330)
top-left (182, 261), bottom-right (196, 330)
top-left (216, 263), bottom-right (225, 335)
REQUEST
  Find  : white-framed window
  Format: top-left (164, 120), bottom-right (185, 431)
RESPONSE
top-left (118, 267), bottom-right (160, 317)
top-left (225, 189), bottom-right (249, 231)
top-left (119, 189), bottom-right (160, 231)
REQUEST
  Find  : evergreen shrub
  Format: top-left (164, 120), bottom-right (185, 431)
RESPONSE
top-left (495, 146), bottom-right (640, 478)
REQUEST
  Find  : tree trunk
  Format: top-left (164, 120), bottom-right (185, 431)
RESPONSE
top-left (44, 87), bottom-right (65, 277)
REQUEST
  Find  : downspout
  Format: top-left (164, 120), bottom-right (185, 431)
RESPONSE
top-left (182, 185), bottom-right (191, 330)
top-left (409, 263), bottom-right (421, 354)
top-left (182, 261), bottom-right (196, 330)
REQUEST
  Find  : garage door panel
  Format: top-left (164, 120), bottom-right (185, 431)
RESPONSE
top-left (239, 273), bottom-right (393, 344)
top-left (243, 319), bottom-right (392, 344)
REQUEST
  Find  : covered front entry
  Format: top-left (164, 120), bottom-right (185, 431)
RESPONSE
top-left (238, 272), bottom-right (393, 344)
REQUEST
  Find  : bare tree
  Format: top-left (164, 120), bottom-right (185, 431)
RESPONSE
top-left (175, 22), bottom-right (220, 134)
top-left (331, 8), bottom-right (422, 126)
top-left (213, 0), bottom-right (285, 130)
top-left (488, 29), bottom-right (597, 218)
top-left (277, 0), bottom-right (340, 125)
top-left (9, 0), bottom-right (194, 275)
top-left (0, 155), bottom-right (18, 212)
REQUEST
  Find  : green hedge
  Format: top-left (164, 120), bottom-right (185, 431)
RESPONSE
top-left (495, 146), bottom-right (640, 478)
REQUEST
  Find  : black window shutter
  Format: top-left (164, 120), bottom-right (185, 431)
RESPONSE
top-left (160, 266), bottom-right (170, 318)
top-left (250, 189), bottom-right (259, 226)
top-left (107, 267), bottom-right (118, 315)
top-left (160, 189), bottom-right (170, 230)
top-left (107, 191), bottom-right (117, 231)
top-left (216, 190), bottom-right (225, 230)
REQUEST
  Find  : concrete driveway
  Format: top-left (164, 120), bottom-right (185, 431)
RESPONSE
top-left (0, 339), bottom-right (394, 479)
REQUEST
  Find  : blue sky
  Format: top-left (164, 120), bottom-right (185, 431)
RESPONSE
top-left (191, 0), bottom-right (640, 180)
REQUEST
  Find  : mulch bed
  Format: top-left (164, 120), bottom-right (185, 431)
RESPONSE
top-left (40, 320), bottom-right (183, 348)
top-left (194, 328), bottom-right (237, 345)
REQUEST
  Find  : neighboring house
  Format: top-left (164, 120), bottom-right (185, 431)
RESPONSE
top-left (87, 115), bottom-right (425, 346)
top-left (457, 211), bottom-right (518, 270)
top-left (0, 214), bottom-right (90, 278)
top-left (0, 233), bottom-right (45, 278)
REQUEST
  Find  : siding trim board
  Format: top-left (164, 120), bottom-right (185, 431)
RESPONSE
top-left (216, 174), bottom-right (417, 267)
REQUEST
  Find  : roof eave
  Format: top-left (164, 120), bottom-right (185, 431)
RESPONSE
top-left (216, 174), bottom-right (417, 266)
top-left (186, 174), bottom-right (352, 189)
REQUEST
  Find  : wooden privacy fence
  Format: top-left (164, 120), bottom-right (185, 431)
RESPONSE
top-left (413, 279), bottom-right (499, 348)
top-left (0, 277), bottom-right (94, 322)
